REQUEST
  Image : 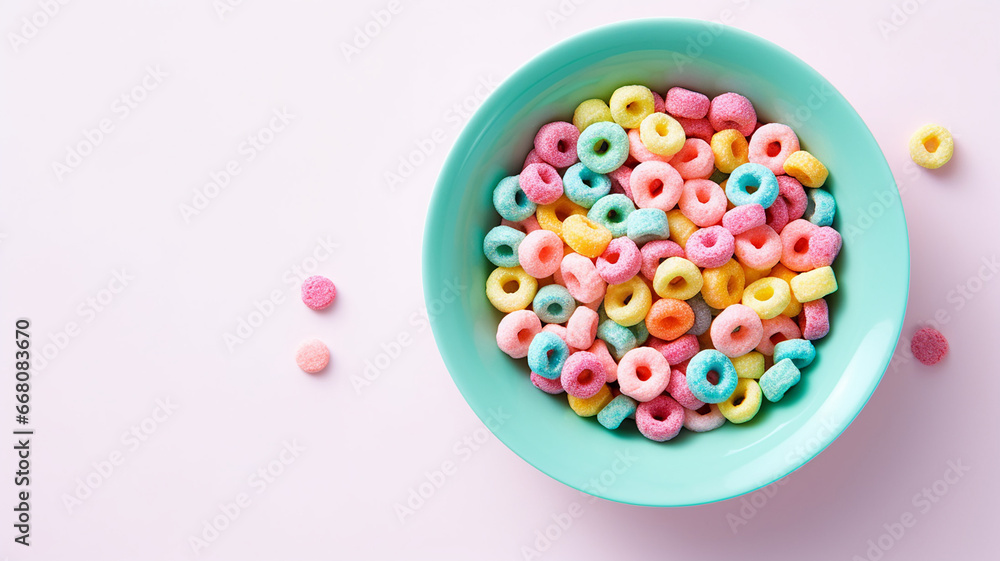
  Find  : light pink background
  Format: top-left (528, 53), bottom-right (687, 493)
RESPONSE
top-left (0, 1), bottom-right (996, 559)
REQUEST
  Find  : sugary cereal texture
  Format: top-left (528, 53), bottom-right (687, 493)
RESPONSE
top-left (520, 163), bottom-right (564, 205)
top-left (483, 225), bottom-right (526, 268)
top-left (711, 129), bottom-right (749, 174)
top-left (748, 123), bottom-right (799, 175)
top-left (683, 404), bottom-right (726, 432)
top-left (493, 175), bottom-right (536, 222)
top-left (909, 124), bottom-right (954, 169)
top-left (563, 163), bottom-right (612, 209)
top-left (531, 371), bottom-right (565, 394)
top-left (597, 394), bottom-right (638, 429)
top-left (573, 99), bottom-right (614, 132)
top-left (783, 150), bottom-right (828, 188)
top-left (528, 331), bottom-right (570, 380)
top-left (533, 284), bottom-right (576, 324)
top-left (636, 395), bottom-right (684, 441)
top-left (295, 339), bottom-right (330, 374)
top-left (604, 276), bottom-right (652, 327)
top-left (609, 85), bottom-right (655, 129)
top-left (301, 275), bottom-right (336, 310)
top-left (578, 121), bottom-right (630, 173)
top-left (639, 112), bottom-right (686, 158)
top-left (617, 347), bottom-right (670, 402)
top-left (774, 338), bottom-right (816, 369)
top-left (759, 358), bottom-right (801, 402)
top-left (588, 194), bottom-right (635, 238)
top-left (718, 378), bottom-right (762, 424)
top-left (665, 87), bottom-right (710, 119)
top-left (911, 327), bottom-right (949, 365)
top-left (486, 266), bottom-right (538, 312)
top-left (627, 208), bottom-right (670, 245)
top-left (561, 351), bottom-right (607, 398)
top-left (496, 310), bottom-right (542, 359)
top-left (563, 215), bottom-right (613, 258)
top-left (534, 121), bottom-right (580, 168)
top-left (708, 92), bottom-right (757, 136)
top-left (789, 266), bottom-right (837, 303)
top-left (568, 384), bottom-right (613, 416)
top-left (686, 349), bottom-right (738, 404)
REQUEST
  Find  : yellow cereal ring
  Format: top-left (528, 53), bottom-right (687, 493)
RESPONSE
top-left (562, 214), bottom-right (612, 258)
top-left (742, 277), bottom-right (792, 320)
top-left (768, 263), bottom-right (802, 317)
top-left (573, 99), bottom-right (614, 133)
top-left (701, 259), bottom-right (745, 309)
top-left (568, 384), bottom-right (613, 416)
top-left (789, 266), bottom-right (837, 303)
top-left (718, 378), bottom-right (762, 424)
top-left (639, 113), bottom-right (686, 158)
top-left (908, 123), bottom-right (954, 169)
top-left (710, 129), bottom-right (750, 174)
top-left (743, 265), bottom-right (772, 285)
top-left (536, 195), bottom-right (587, 240)
top-left (732, 351), bottom-right (765, 379)
top-left (653, 256), bottom-right (703, 300)
top-left (666, 209), bottom-right (698, 248)
top-left (783, 150), bottom-right (828, 187)
top-left (604, 276), bottom-right (652, 327)
top-left (485, 266), bottom-right (538, 312)
top-left (609, 85), bottom-right (655, 129)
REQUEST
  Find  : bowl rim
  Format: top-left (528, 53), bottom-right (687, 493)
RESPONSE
top-left (422, 17), bottom-right (910, 506)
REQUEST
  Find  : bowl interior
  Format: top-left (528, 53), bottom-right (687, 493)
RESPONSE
top-left (423, 19), bottom-right (909, 506)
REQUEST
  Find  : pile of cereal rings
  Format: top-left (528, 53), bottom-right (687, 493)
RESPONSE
top-left (484, 85), bottom-right (842, 442)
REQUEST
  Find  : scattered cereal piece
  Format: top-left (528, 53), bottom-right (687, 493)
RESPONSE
top-left (910, 327), bottom-right (949, 365)
top-left (908, 124), bottom-right (953, 169)
top-left (301, 276), bottom-right (336, 311)
top-left (295, 339), bottom-right (329, 374)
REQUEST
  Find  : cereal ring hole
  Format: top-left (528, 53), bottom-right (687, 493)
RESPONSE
top-left (555, 208), bottom-right (571, 221)
top-left (594, 140), bottom-right (609, 154)
top-left (605, 251), bottom-right (620, 264)
top-left (517, 329), bottom-right (533, 344)
top-left (548, 303), bottom-right (563, 316)
top-left (538, 245), bottom-right (557, 262)
top-left (750, 232), bottom-right (766, 249)
top-left (514, 190), bottom-right (527, 205)
top-left (497, 245), bottom-right (514, 257)
top-left (622, 292), bottom-right (633, 305)
top-left (923, 135), bottom-right (940, 153)
top-left (745, 183), bottom-right (759, 194)
top-left (706, 370), bottom-right (720, 385)
top-left (732, 393), bottom-right (745, 406)
top-left (696, 404), bottom-right (712, 415)
top-left (726, 277), bottom-right (738, 294)
top-left (697, 188), bottom-right (711, 204)
top-left (636, 366), bottom-right (652, 382)
top-left (607, 209), bottom-right (623, 223)
top-left (578, 369), bottom-right (594, 385)
top-left (702, 231), bottom-right (718, 247)
top-left (793, 237), bottom-right (809, 254)
top-left (503, 280), bottom-right (520, 293)
top-left (770, 333), bottom-right (788, 346)
top-left (650, 179), bottom-right (664, 197)
top-left (669, 276), bottom-right (686, 287)
top-left (754, 286), bottom-right (774, 301)
top-left (557, 139), bottom-right (568, 152)
top-left (655, 122), bottom-right (669, 135)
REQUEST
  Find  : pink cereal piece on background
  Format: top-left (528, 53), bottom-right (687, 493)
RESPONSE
top-left (534, 121), bottom-right (580, 168)
top-left (652, 91), bottom-right (666, 113)
top-left (734, 225), bottom-right (782, 270)
top-left (640, 239), bottom-right (685, 281)
top-left (708, 92), bottom-right (757, 136)
top-left (808, 226), bottom-right (843, 268)
top-left (777, 176), bottom-right (808, 221)
top-left (519, 162), bottom-right (564, 205)
top-left (502, 215), bottom-right (541, 234)
top-left (685, 226), bottom-right (735, 269)
top-left (295, 339), bottom-right (330, 374)
top-left (666, 368), bottom-right (705, 410)
top-left (678, 179), bottom-right (727, 227)
top-left (665, 87), bottom-right (710, 119)
top-left (561, 351), bottom-right (607, 398)
top-left (627, 128), bottom-right (669, 163)
top-left (748, 123), bottom-right (800, 175)
top-left (587, 339), bottom-right (619, 383)
top-left (531, 371), bottom-right (565, 394)
top-left (648, 333), bottom-right (700, 364)
top-left (675, 116), bottom-right (714, 143)
top-left (722, 204), bottom-right (766, 236)
top-left (617, 347), bottom-right (671, 402)
top-left (757, 315), bottom-right (802, 355)
top-left (496, 309), bottom-right (542, 358)
top-left (561, 253), bottom-right (607, 304)
top-left (523, 149), bottom-right (545, 169)
top-left (668, 138), bottom-right (715, 180)
top-left (780, 219), bottom-right (820, 272)
top-left (636, 395), bottom-right (684, 441)
top-left (301, 275), bottom-right (336, 310)
top-left (518, 229), bottom-right (563, 278)
top-left (800, 298), bottom-right (830, 340)
top-left (596, 236), bottom-right (642, 284)
top-left (765, 196), bottom-right (790, 233)
top-left (566, 306), bottom-right (599, 349)
top-left (911, 327), bottom-right (949, 365)
top-left (683, 404), bottom-right (726, 432)
top-left (710, 304), bottom-right (764, 357)
top-left (608, 165), bottom-right (633, 198)
top-left (630, 161), bottom-right (684, 211)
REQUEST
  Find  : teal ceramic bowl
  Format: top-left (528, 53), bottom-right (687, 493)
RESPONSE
top-left (422, 19), bottom-right (908, 506)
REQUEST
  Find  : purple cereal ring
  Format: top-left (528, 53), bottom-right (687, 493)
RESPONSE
top-left (668, 138), bottom-right (715, 180)
top-left (496, 309), bottom-right (542, 358)
top-left (708, 92), bottom-right (757, 136)
top-left (684, 226), bottom-right (735, 269)
top-left (617, 347), bottom-right (671, 402)
top-left (678, 179), bottom-right (727, 227)
top-left (683, 403), bottom-right (726, 432)
top-left (560, 253), bottom-right (606, 304)
top-left (531, 371), bottom-right (564, 394)
top-left (627, 128), bottom-right (668, 163)
top-left (808, 226), bottom-right (842, 268)
top-left (523, 149), bottom-right (545, 169)
top-left (675, 116), bottom-right (714, 143)
top-left (608, 165), bottom-right (633, 198)
top-left (596, 236), bottom-right (642, 284)
top-left (666, 368), bottom-right (705, 410)
top-left (748, 123), bottom-right (800, 175)
top-left (722, 203), bottom-right (766, 236)
top-left (587, 339), bottom-right (619, 383)
top-left (758, 315), bottom-right (802, 356)
top-left (710, 304), bottom-right (764, 357)
top-left (533, 121), bottom-right (580, 168)
top-left (561, 351), bottom-right (607, 398)
top-left (779, 219), bottom-right (820, 272)
top-left (777, 176), bottom-right (808, 221)
top-left (799, 298), bottom-right (830, 341)
top-left (665, 87), bottom-right (710, 119)
top-left (648, 333), bottom-right (700, 364)
top-left (652, 91), bottom-right (666, 113)
top-left (566, 306), bottom-right (599, 350)
top-left (518, 229), bottom-right (563, 278)
top-left (520, 163), bottom-right (564, 205)
top-left (639, 239), bottom-right (685, 281)
top-left (734, 225), bottom-right (782, 270)
top-left (631, 161), bottom-right (683, 211)
top-left (765, 196), bottom-right (790, 233)
top-left (636, 395), bottom-right (684, 441)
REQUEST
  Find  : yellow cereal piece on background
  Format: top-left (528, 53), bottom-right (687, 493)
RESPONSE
top-left (783, 150), bottom-right (828, 187)
top-left (604, 276), bottom-right (652, 327)
top-left (639, 113), bottom-right (686, 158)
top-left (718, 378), bottom-right (762, 424)
top-left (789, 266), bottom-right (837, 302)
top-left (742, 277), bottom-right (792, 320)
top-left (653, 257), bottom-right (704, 300)
top-left (732, 351), bottom-right (765, 379)
top-left (568, 384), bottom-right (613, 416)
top-left (711, 129), bottom-right (749, 174)
top-left (908, 123), bottom-right (954, 169)
top-left (609, 85), bottom-right (655, 129)
top-left (573, 99), bottom-right (614, 133)
top-left (485, 266), bottom-right (538, 312)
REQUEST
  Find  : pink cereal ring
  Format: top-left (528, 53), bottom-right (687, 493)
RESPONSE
top-left (675, 116), bottom-right (714, 143)
top-left (531, 371), bottom-right (565, 394)
top-left (666, 368), bottom-right (705, 410)
top-left (639, 240), bottom-right (685, 281)
top-left (684, 226), bottom-right (735, 269)
top-left (722, 204), bottom-right (766, 236)
top-left (596, 236), bottom-right (642, 284)
top-left (636, 395), bottom-right (684, 441)
top-left (301, 275), bottom-right (336, 310)
top-left (630, 161), bottom-right (684, 211)
top-left (779, 219), bottom-right (820, 272)
top-left (587, 339), bottom-right (619, 383)
top-left (758, 315), bottom-right (802, 355)
top-left (678, 179), bottom-right (727, 227)
top-left (911, 327), bottom-right (949, 365)
top-left (777, 176), bottom-right (807, 221)
top-left (523, 149), bottom-right (544, 169)
top-left (765, 196), bottom-right (790, 233)
top-left (799, 298), bottom-right (830, 341)
top-left (649, 333), bottom-right (700, 364)
top-left (734, 225), bottom-right (782, 270)
top-left (519, 163), bottom-right (564, 205)
top-left (518, 229), bottom-right (563, 278)
top-left (708, 92), bottom-right (757, 136)
top-left (560, 253), bottom-right (606, 304)
top-left (749, 123), bottom-right (800, 175)
top-left (627, 128), bottom-right (668, 163)
top-left (808, 226), bottom-right (842, 268)
top-left (710, 304), bottom-right (764, 357)
top-left (560, 351), bottom-right (607, 398)
top-left (566, 306), bottom-right (599, 350)
top-left (617, 347), bottom-right (671, 402)
top-left (496, 310), bottom-right (542, 358)
top-left (683, 404), bottom-right (726, 432)
top-left (533, 121), bottom-right (580, 168)
top-left (502, 215), bottom-right (541, 234)
top-left (668, 138), bottom-right (715, 180)
top-left (295, 339), bottom-right (330, 374)
top-left (652, 91), bottom-right (666, 113)
top-left (665, 87), bottom-right (710, 119)
top-left (607, 165), bottom-right (633, 198)
top-left (541, 324), bottom-right (582, 353)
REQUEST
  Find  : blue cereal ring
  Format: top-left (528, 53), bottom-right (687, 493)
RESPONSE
top-left (773, 339), bottom-right (816, 369)
top-left (563, 163), bottom-right (611, 208)
top-left (626, 208), bottom-right (669, 244)
top-left (686, 293), bottom-right (712, 336)
top-left (493, 175), bottom-right (536, 222)
top-left (527, 331), bottom-right (569, 380)
top-left (686, 349), bottom-right (739, 404)
top-left (804, 188), bottom-right (836, 226)
top-left (577, 122), bottom-right (629, 174)
top-left (532, 284), bottom-right (576, 324)
top-left (760, 358), bottom-right (801, 401)
top-left (629, 320), bottom-right (649, 346)
top-left (597, 394), bottom-right (638, 430)
top-left (587, 194), bottom-right (635, 237)
top-left (596, 319), bottom-right (637, 361)
top-left (726, 163), bottom-right (779, 208)
top-left (483, 225), bottom-right (525, 268)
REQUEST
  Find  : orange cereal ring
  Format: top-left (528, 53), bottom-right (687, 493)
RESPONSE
top-left (645, 298), bottom-right (695, 341)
